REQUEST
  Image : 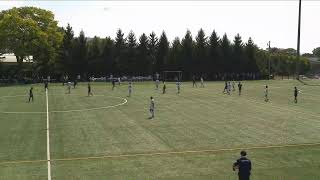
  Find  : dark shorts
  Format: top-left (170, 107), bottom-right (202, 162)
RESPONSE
top-left (238, 174), bottom-right (250, 180)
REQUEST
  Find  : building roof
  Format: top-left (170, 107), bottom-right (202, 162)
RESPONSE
top-left (0, 53), bottom-right (33, 63)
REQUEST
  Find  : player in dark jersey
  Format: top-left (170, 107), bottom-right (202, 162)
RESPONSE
top-left (294, 86), bottom-right (299, 103)
top-left (44, 81), bottom-right (48, 91)
top-left (192, 75), bottom-right (197, 88)
top-left (28, 87), bottom-right (34, 102)
top-left (238, 81), bottom-right (242, 96)
top-left (73, 80), bottom-right (77, 89)
top-left (223, 81), bottom-right (228, 94)
top-left (112, 79), bottom-right (116, 90)
top-left (233, 151), bottom-right (252, 180)
top-left (88, 83), bottom-right (93, 96)
top-left (162, 82), bottom-right (166, 94)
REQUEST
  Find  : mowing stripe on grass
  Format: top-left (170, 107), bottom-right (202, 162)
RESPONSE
top-left (51, 142), bottom-right (320, 162)
top-left (1, 142), bottom-right (320, 165)
top-left (46, 89), bottom-right (52, 180)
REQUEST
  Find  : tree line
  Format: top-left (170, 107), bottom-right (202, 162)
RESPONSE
top-left (0, 7), bottom-right (310, 81)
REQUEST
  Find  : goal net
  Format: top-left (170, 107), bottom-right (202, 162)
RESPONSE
top-left (162, 71), bottom-right (183, 82)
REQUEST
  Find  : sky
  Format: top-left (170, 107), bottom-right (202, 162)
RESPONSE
top-left (1, 1), bottom-right (319, 53)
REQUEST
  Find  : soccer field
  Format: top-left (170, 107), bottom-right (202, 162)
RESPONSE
top-left (0, 80), bottom-right (320, 180)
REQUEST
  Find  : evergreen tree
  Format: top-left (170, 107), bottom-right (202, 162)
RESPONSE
top-left (102, 37), bottom-right (114, 75)
top-left (138, 33), bottom-right (151, 75)
top-left (72, 30), bottom-right (87, 77)
top-left (114, 29), bottom-right (126, 75)
top-left (245, 37), bottom-right (258, 72)
top-left (220, 33), bottom-right (231, 73)
top-left (194, 28), bottom-right (208, 74)
top-left (208, 30), bottom-right (221, 74)
top-left (155, 31), bottom-right (169, 73)
top-left (148, 32), bottom-right (158, 73)
top-left (168, 37), bottom-right (182, 70)
top-left (232, 33), bottom-right (244, 73)
top-left (181, 30), bottom-right (194, 77)
top-left (58, 23), bottom-right (74, 75)
top-left (87, 36), bottom-right (102, 75)
top-left (126, 30), bottom-right (137, 74)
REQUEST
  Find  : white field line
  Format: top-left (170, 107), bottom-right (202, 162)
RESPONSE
top-left (1, 96), bottom-right (127, 114)
top-left (46, 89), bottom-right (52, 180)
top-left (50, 97), bottom-right (127, 113)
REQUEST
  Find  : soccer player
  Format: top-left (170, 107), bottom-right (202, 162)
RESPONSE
top-left (128, 81), bottom-right (132, 97)
top-left (44, 81), bottom-right (48, 91)
top-left (233, 151), bottom-right (252, 180)
top-left (238, 81), bottom-right (242, 96)
top-left (264, 85), bottom-right (269, 102)
top-left (192, 75), bottom-right (197, 88)
top-left (223, 81), bottom-right (228, 94)
top-left (88, 83), bottom-right (93, 96)
top-left (294, 86), bottom-right (299, 103)
top-left (232, 81), bottom-right (235, 91)
top-left (112, 79), bottom-right (116, 90)
top-left (155, 79), bottom-right (160, 90)
top-left (73, 80), bottom-right (77, 89)
top-left (67, 81), bottom-right (71, 94)
top-left (28, 87), bottom-right (34, 102)
top-left (176, 80), bottom-right (181, 94)
top-left (227, 81), bottom-right (231, 95)
top-left (200, 77), bottom-right (204, 88)
top-left (149, 96), bottom-right (155, 119)
top-left (118, 77), bottom-right (121, 85)
top-left (162, 82), bottom-right (166, 94)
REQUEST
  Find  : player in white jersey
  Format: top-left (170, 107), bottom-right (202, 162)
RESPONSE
top-left (264, 85), bottom-right (269, 102)
top-left (67, 82), bottom-right (71, 94)
top-left (200, 77), bottom-right (204, 88)
top-left (128, 81), bottom-right (132, 97)
top-left (118, 77), bottom-right (121, 85)
top-left (176, 81), bottom-right (181, 94)
top-left (149, 96), bottom-right (155, 119)
top-left (227, 81), bottom-right (231, 95)
top-left (155, 79), bottom-right (160, 90)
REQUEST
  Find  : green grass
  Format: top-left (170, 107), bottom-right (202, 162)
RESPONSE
top-left (0, 80), bottom-right (320, 179)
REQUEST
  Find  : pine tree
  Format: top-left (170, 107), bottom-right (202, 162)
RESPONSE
top-left (168, 37), bottom-right (182, 70)
top-left (102, 37), bottom-right (114, 75)
top-left (245, 37), bottom-right (257, 72)
top-left (232, 33), bottom-right (244, 73)
top-left (155, 31), bottom-right (169, 73)
top-left (114, 29), bottom-right (126, 74)
top-left (194, 28), bottom-right (208, 74)
top-left (220, 33), bottom-right (231, 73)
top-left (138, 33), bottom-right (151, 75)
top-left (126, 30), bottom-right (137, 74)
top-left (208, 30), bottom-right (220, 74)
top-left (148, 32), bottom-right (158, 73)
top-left (181, 30), bottom-right (194, 77)
top-left (59, 23), bottom-right (74, 75)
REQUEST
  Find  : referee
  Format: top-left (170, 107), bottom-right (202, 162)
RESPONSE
top-left (233, 151), bottom-right (252, 180)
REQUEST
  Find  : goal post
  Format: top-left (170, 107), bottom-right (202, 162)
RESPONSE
top-left (162, 71), bottom-right (183, 82)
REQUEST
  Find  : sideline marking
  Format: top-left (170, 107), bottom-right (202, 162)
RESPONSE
top-left (46, 89), bottom-right (52, 180)
top-left (1, 142), bottom-right (320, 165)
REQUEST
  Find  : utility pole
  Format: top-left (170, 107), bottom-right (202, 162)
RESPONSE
top-left (296, 0), bottom-right (302, 80)
top-left (268, 41), bottom-right (271, 80)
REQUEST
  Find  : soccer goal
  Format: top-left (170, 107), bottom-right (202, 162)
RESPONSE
top-left (162, 71), bottom-right (183, 82)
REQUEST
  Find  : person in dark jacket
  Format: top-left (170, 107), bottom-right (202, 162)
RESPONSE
top-left (233, 151), bottom-right (252, 180)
